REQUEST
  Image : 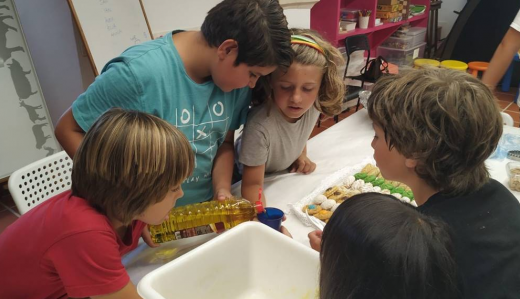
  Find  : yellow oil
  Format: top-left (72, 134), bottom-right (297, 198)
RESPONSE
top-left (149, 198), bottom-right (259, 243)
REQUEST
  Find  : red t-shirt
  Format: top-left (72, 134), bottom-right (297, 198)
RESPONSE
top-left (0, 190), bottom-right (146, 299)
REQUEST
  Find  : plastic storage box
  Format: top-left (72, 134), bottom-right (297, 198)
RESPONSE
top-left (137, 222), bottom-right (320, 299)
top-left (340, 8), bottom-right (359, 22)
top-left (381, 35), bottom-right (414, 50)
top-left (377, 42), bottom-right (426, 67)
top-left (406, 27), bottom-right (427, 47)
top-left (507, 162), bottom-right (520, 192)
top-left (340, 20), bottom-right (357, 32)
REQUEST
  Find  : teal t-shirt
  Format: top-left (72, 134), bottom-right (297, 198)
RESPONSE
top-left (72, 31), bottom-right (251, 205)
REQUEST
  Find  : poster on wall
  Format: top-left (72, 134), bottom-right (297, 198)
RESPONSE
top-left (0, 0), bottom-right (60, 179)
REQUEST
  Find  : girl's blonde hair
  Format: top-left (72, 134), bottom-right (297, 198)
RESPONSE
top-left (253, 28), bottom-right (345, 116)
top-left (72, 108), bottom-right (194, 225)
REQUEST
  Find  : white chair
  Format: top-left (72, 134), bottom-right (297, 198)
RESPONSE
top-left (501, 112), bottom-right (514, 126)
top-left (8, 151), bottom-right (72, 215)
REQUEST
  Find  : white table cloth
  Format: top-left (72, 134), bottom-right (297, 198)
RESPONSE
top-left (125, 109), bottom-right (520, 284)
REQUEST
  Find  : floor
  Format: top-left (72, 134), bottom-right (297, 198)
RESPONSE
top-left (0, 88), bottom-right (517, 234)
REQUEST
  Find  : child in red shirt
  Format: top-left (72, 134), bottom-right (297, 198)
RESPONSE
top-left (0, 108), bottom-right (194, 299)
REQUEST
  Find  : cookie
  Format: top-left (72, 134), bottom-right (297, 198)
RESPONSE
top-left (335, 196), bottom-right (349, 204)
top-left (361, 183), bottom-right (374, 193)
top-left (354, 172), bottom-right (368, 180)
top-left (328, 190), bottom-right (348, 201)
top-left (389, 181), bottom-right (402, 187)
top-left (367, 167), bottom-right (380, 177)
top-left (343, 175), bottom-right (356, 188)
top-left (364, 175), bottom-right (376, 183)
top-left (380, 183), bottom-right (395, 193)
top-left (372, 177), bottom-right (385, 187)
top-left (314, 210), bottom-right (333, 221)
top-left (324, 185), bottom-right (347, 198)
top-left (403, 190), bottom-right (414, 200)
top-left (321, 199), bottom-right (336, 210)
top-left (351, 179), bottom-right (365, 191)
top-left (360, 164), bottom-right (376, 174)
top-left (303, 204), bottom-right (322, 215)
top-left (393, 187), bottom-right (405, 195)
top-left (313, 194), bottom-right (328, 205)
top-left (324, 186), bottom-right (339, 198)
top-left (344, 189), bottom-right (361, 198)
top-left (401, 197), bottom-right (411, 204)
top-left (391, 193), bottom-right (403, 199)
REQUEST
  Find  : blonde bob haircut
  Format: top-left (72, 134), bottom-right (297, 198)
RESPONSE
top-left (72, 108), bottom-right (194, 225)
top-left (367, 68), bottom-right (502, 196)
top-left (253, 28), bottom-right (345, 116)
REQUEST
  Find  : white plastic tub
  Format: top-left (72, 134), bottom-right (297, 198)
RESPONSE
top-left (137, 222), bottom-right (320, 299)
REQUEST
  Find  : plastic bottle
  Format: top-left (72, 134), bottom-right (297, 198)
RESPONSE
top-left (149, 197), bottom-right (265, 243)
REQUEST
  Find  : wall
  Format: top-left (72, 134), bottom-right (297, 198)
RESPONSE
top-left (13, 0), bottom-right (95, 126)
top-left (437, 0), bottom-right (466, 39)
top-left (142, 0), bottom-right (312, 37)
top-left (284, 9), bottom-right (311, 29)
top-left (141, 0), bottom-right (222, 37)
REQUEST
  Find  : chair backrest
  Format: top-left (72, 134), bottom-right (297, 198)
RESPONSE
top-left (343, 34), bottom-right (371, 79)
top-left (8, 151), bottom-right (72, 215)
top-left (500, 112), bottom-right (514, 126)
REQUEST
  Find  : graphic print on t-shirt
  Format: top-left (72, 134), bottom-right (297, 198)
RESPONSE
top-left (175, 101), bottom-right (229, 185)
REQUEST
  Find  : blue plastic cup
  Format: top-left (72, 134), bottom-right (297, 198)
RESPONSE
top-left (257, 207), bottom-right (284, 231)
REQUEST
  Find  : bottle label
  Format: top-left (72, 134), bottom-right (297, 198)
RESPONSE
top-left (173, 222), bottom-right (226, 240)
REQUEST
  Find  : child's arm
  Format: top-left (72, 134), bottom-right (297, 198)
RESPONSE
top-left (91, 281), bottom-right (141, 299)
top-left (56, 63), bottom-right (142, 158)
top-left (289, 145), bottom-right (316, 174)
top-left (241, 164), bottom-right (267, 206)
top-left (482, 27), bottom-right (520, 89)
top-left (55, 107), bottom-right (85, 158)
top-left (212, 131), bottom-right (235, 200)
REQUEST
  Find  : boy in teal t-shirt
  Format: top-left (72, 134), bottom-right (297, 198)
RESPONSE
top-left (55, 0), bottom-right (293, 206)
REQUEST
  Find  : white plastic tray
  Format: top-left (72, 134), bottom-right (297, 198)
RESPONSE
top-left (290, 157), bottom-right (375, 227)
top-left (137, 222), bottom-right (320, 299)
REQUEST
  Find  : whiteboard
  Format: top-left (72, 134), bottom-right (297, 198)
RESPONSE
top-left (0, 0), bottom-right (61, 179)
top-left (68, 0), bottom-right (153, 75)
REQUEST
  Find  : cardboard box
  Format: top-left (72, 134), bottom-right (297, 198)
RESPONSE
top-left (378, 0), bottom-right (398, 5)
top-left (376, 11), bottom-right (399, 19)
top-left (377, 4), bottom-right (400, 12)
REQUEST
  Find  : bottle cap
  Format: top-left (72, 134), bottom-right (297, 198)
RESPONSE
top-left (255, 200), bottom-right (265, 213)
top-left (255, 187), bottom-right (265, 213)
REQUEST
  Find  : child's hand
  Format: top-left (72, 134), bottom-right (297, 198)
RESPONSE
top-left (214, 188), bottom-right (232, 201)
top-left (289, 153), bottom-right (316, 174)
top-left (308, 229), bottom-right (323, 252)
top-left (141, 226), bottom-right (160, 248)
top-left (280, 226), bottom-right (293, 238)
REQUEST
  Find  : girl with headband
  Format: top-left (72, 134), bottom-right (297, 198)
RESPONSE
top-left (236, 29), bottom-right (345, 205)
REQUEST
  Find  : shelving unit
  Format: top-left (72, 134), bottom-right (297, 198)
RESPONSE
top-left (311, 0), bottom-right (430, 52)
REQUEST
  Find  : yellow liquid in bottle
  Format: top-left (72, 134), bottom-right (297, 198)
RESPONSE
top-left (149, 198), bottom-right (258, 243)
